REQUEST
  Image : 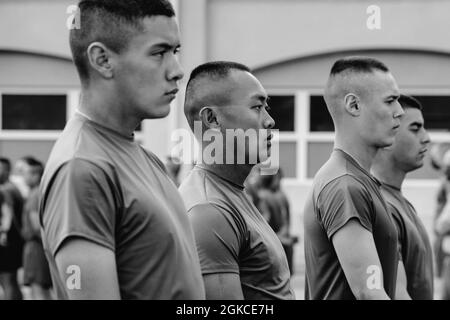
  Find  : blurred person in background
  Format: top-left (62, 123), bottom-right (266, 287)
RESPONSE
top-left (22, 157), bottom-right (52, 300)
top-left (372, 94), bottom-right (433, 299)
top-left (0, 157), bottom-right (24, 300)
top-left (10, 158), bottom-right (31, 199)
top-left (434, 149), bottom-right (450, 299)
top-left (246, 169), bottom-right (298, 274)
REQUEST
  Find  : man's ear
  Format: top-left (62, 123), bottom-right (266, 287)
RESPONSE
top-left (199, 107), bottom-right (220, 130)
top-left (86, 42), bottom-right (114, 79)
top-left (343, 93), bottom-right (360, 116)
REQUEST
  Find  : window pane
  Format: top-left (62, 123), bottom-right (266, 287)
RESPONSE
top-left (310, 95), bottom-right (334, 132)
top-left (307, 142), bottom-right (333, 178)
top-left (279, 141), bottom-right (296, 178)
top-left (2, 94), bottom-right (66, 130)
top-left (414, 96), bottom-right (450, 131)
top-left (268, 95), bottom-right (295, 132)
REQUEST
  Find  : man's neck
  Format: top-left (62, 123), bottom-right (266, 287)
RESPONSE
top-left (334, 135), bottom-right (378, 172)
top-left (371, 155), bottom-right (406, 190)
top-left (79, 88), bottom-right (140, 137)
top-left (200, 163), bottom-right (253, 188)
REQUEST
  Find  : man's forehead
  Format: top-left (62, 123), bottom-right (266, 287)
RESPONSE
top-left (370, 70), bottom-right (399, 93)
top-left (138, 15), bottom-right (180, 46)
top-left (402, 107), bottom-right (424, 124)
top-left (229, 70), bottom-right (267, 100)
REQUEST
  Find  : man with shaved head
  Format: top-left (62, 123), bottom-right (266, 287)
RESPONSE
top-left (303, 56), bottom-right (404, 299)
top-left (179, 61), bottom-right (294, 300)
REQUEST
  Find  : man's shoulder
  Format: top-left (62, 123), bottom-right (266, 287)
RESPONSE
top-left (48, 116), bottom-right (109, 164)
top-left (179, 168), bottom-right (214, 210)
top-left (313, 169), bottom-right (365, 201)
top-left (43, 118), bottom-right (118, 190)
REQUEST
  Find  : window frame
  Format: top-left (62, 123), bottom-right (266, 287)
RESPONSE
top-left (0, 88), bottom-right (148, 141)
top-left (268, 87), bottom-right (450, 185)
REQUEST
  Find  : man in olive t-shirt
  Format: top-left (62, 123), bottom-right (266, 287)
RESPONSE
top-left (304, 149), bottom-right (399, 299)
top-left (304, 57), bottom-right (404, 300)
top-left (39, 0), bottom-right (204, 299)
top-left (372, 95), bottom-right (433, 299)
top-left (180, 61), bottom-right (294, 300)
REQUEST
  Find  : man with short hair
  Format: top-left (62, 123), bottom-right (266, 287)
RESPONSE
top-left (0, 157), bottom-right (24, 300)
top-left (179, 61), bottom-right (294, 299)
top-left (372, 94), bottom-right (433, 299)
top-left (39, 0), bottom-right (204, 299)
top-left (303, 56), bottom-right (404, 299)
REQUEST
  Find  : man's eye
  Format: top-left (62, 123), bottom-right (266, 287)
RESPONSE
top-left (174, 47), bottom-right (181, 55)
top-left (153, 51), bottom-right (165, 57)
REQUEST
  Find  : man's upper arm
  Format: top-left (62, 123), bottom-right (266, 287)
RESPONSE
top-left (188, 203), bottom-right (243, 298)
top-left (395, 260), bottom-right (411, 300)
top-left (202, 273), bottom-right (244, 300)
top-left (41, 158), bottom-right (118, 256)
top-left (332, 219), bottom-right (389, 300)
top-left (41, 158), bottom-right (120, 298)
top-left (55, 237), bottom-right (120, 299)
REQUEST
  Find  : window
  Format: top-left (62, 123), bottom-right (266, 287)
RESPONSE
top-left (268, 95), bottom-right (295, 132)
top-left (2, 94), bottom-right (66, 130)
top-left (413, 95), bottom-right (450, 131)
top-left (279, 141), bottom-right (297, 178)
top-left (310, 95), bottom-right (333, 132)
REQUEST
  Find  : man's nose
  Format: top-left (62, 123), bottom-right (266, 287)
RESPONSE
top-left (167, 56), bottom-right (184, 82)
top-left (394, 101), bottom-right (404, 118)
top-left (264, 111), bottom-right (275, 129)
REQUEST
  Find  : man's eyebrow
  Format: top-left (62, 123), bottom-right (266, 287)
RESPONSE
top-left (151, 42), bottom-right (181, 50)
top-left (409, 121), bottom-right (423, 127)
top-left (251, 94), bottom-right (268, 103)
top-left (385, 94), bottom-right (400, 100)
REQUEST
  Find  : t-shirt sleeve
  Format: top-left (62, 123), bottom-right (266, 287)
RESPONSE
top-left (188, 203), bottom-right (244, 275)
top-left (40, 158), bottom-right (119, 256)
top-left (317, 175), bottom-right (374, 240)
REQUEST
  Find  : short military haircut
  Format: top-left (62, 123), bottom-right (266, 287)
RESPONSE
top-left (70, 0), bottom-right (175, 82)
top-left (184, 61), bottom-right (251, 131)
top-left (330, 56), bottom-right (389, 76)
top-left (398, 94), bottom-right (423, 110)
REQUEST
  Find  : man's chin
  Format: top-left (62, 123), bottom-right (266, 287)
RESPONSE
top-left (144, 105), bottom-right (170, 119)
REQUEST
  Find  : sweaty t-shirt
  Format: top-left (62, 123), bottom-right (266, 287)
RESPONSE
top-left (39, 113), bottom-right (205, 300)
top-left (380, 183), bottom-right (434, 300)
top-left (179, 165), bottom-right (294, 300)
top-left (303, 149), bottom-right (399, 300)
